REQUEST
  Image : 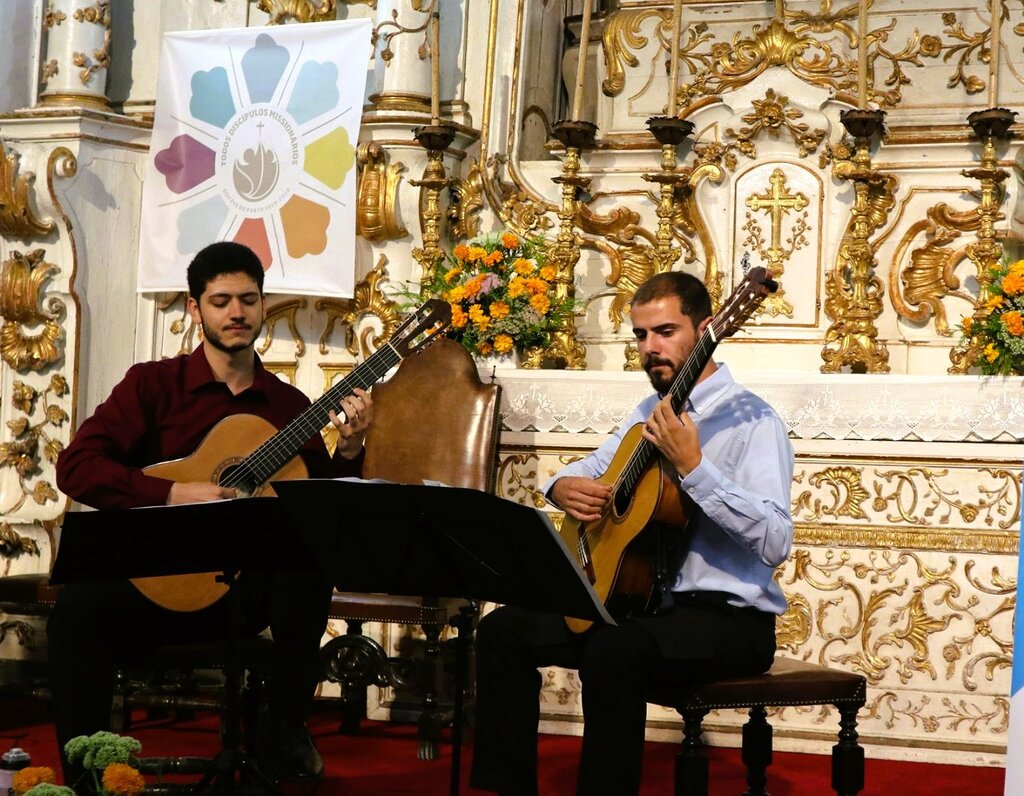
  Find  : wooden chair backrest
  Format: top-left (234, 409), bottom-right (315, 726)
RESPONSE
top-left (363, 339), bottom-right (501, 493)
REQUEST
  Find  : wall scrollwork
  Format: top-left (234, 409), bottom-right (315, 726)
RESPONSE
top-left (0, 249), bottom-right (64, 372)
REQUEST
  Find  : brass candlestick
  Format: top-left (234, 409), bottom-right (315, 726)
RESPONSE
top-left (644, 116), bottom-right (694, 273)
top-left (821, 109), bottom-right (891, 374)
top-left (948, 107), bottom-right (1016, 374)
top-left (522, 119), bottom-right (596, 369)
top-left (411, 123), bottom-right (457, 294)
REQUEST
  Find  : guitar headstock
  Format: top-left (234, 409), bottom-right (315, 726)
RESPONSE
top-left (710, 265), bottom-right (778, 340)
top-left (390, 298), bottom-right (453, 357)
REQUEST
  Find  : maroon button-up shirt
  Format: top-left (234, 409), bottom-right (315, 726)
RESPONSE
top-left (57, 346), bottom-right (361, 510)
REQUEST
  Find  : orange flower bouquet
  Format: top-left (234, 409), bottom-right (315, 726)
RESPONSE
top-left (421, 231), bottom-right (572, 358)
top-left (960, 258), bottom-right (1024, 375)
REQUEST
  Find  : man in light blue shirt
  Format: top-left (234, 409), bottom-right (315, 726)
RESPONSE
top-left (471, 271), bottom-right (794, 796)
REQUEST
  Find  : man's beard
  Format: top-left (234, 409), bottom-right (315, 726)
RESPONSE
top-left (644, 356), bottom-right (678, 393)
top-left (202, 321), bottom-right (261, 354)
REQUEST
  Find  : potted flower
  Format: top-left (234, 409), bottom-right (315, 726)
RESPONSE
top-left (420, 231), bottom-right (573, 365)
top-left (959, 258), bottom-right (1024, 375)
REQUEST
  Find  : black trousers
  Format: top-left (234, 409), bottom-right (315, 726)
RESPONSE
top-left (47, 571), bottom-right (332, 782)
top-left (469, 593), bottom-right (777, 796)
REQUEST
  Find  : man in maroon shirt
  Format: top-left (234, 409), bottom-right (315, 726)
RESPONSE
top-left (50, 242), bottom-right (370, 790)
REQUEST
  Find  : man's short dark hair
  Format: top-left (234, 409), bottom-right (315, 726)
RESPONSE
top-left (186, 242), bottom-right (265, 299)
top-left (632, 271), bottom-right (712, 324)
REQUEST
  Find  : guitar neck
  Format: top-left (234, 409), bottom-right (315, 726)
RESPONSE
top-left (235, 343), bottom-right (402, 486)
top-left (618, 329), bottom-right (719, 495)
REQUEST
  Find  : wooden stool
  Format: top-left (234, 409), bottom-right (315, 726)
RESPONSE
top-left (649, 657), bottom-right (867, 796)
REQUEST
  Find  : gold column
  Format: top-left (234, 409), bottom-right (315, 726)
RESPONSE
top-left (410, 123), bottom-right (456, 294)
top-left (522, 120), bottom-right (595, 369)
top-left (949, 108), bottom-right (1016, 373)
top-left (821, 109), bottom-right (890, 374)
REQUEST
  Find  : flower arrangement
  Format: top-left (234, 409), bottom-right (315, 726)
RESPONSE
top-left (421, 231), bottom-right (572, 358)
top-left (14, 733), bottom-right (146, 796)
top-left (960, 258), bottom-right (1024, 375)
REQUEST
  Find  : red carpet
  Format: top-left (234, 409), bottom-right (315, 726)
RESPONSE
top-left (0, 697), bottom-right (1005, 794)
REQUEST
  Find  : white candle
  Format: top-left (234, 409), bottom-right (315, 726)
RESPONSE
top-left (430, 11), bottom-right (441, 124)
top-left (571, 2), bottom-right (593, 121)
top-left (989, 0), bottom-right (1002, 107)
top-left (668, 0), bottom-right (682, 116)
top-left (857, 0), bottom-right (868, 108)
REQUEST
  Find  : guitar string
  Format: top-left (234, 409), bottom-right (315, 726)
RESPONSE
top-left (220, 303), bottom-right (445, 491)
top-left (221, 342), bottom-right (402, 490)
top-left (578, 329), bottom-right (718, 551)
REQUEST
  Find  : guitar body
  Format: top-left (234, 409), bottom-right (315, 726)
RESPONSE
top-left (132, 414), bottom-right (309, 612)
top-left (560, 423), bottom-right (688, 634)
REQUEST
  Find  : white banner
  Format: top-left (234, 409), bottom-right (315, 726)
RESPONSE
top-left (137, 19), bottom-right (371, 297)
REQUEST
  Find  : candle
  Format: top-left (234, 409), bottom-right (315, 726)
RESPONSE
top-left (571, 1), bottom-right (593, 121)
top-left (857, 0), bottom-right (868, 108)
top-left (989, 0), bottom-right (1002, 107)
top-left (668, 0), bottom-right (682, 116)
top-left (430, 11), bottom-right (441, 124)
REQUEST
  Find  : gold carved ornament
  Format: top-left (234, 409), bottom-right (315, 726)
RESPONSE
top-left (742, 168), bottom-right (810, 319)
top-left (258, 298), bottom-right (307, 358)
top-left (71, 1), bottom-right (111, 87)
top-left (725, 89), bottom-right (826, 160)
top-left (372, 0), bottom-right (434, 67)
top-left (0, 250), bottom-right (64, 372)
top-left (315, 255), bottom-right (400, 360)
top-left (497, 453), bottom-right (549, 510)
top-left (448, 161), bottom-right (485, 242)
top-left (356, 142), bottom-right (408, 243)
top-left (258, 0), bottom-right (337, 25)
top-left (0, 375), bottom-right (68, 513)
top-left (888, 204), bottom-right (979, 338)
top-left (0, 140), bottom-right (56, 240)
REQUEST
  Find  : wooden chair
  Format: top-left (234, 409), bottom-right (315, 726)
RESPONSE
top-left (320, 338), bottom-right (502, 760)
top-left (648, 656), bottom-right (867, 796)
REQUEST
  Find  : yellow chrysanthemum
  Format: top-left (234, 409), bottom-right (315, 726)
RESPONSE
top-left (539, 265), bottom-right (556, 281)
top-left (525, 277), bottom-right (548, 295)
top-left (1009, 259), bottom-right (1024, 276)
top-left (507, 277), bottom-right (527, 299)
top-left (444, 267), bottom-right (463, 284)
top-left (489, 301), bottom-right (510, 320)
top-left (984, 342), bottom-right (1000, 363)
top-left (484, 250), bottom-right (503, 266)
top-left (12, 766), bottom-right (56, 795)
top-left (986, 294), bottom-right (1005, 310)
top-left (102, 763), bottom-right (146, 796)
top-left (1002, 272), bottom-right (1024, 296)
top-left (493, 334), bottom-right (514, 353)
top-left (960, 316), bottom-right (972, 335)
top-left (451, 305), bottom-right (468, 329)
top-left (513, 258), bottom-right (534, 276)
top-left (477, 341), bottom-right (493, 355)
top-left (529, 293), bottom-right (551, 315)
top-left (501, 232), bottom-right (519, 249)
top-left (468, 304), bottom-right (486, 323)
top-left (447, 285), bottom-right (466, 303)
top-left (1002, 310), bottom-right (1024, 336)
top-left (466, 246), bottom-right (487, 262)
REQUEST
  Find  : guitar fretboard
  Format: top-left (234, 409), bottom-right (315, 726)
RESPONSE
top-left (615, 329), bottom-right (718, 499)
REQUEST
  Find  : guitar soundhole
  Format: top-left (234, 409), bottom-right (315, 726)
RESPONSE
top-left (217, 462), bottom-right (258, 498)
top-left (613, 488), bottom-right (631, 518)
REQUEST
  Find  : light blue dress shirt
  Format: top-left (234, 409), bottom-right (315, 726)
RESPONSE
top-left (545, 363), bottom-right (794, 615)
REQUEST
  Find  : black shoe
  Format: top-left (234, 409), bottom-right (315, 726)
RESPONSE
top-left (259, 719), bottom-right (324, 782)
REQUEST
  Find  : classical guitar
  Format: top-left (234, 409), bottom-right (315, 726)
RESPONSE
top-left (131, 299), bottom-right (452, 612)
top-left (560, 266), bottom-right (777, 633)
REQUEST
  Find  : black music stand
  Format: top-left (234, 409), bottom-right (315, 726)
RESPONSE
top-left (271, 478), bottom-right (613, 796)
top-left (53, 498), bottom-right (310, 796)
